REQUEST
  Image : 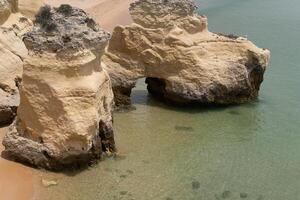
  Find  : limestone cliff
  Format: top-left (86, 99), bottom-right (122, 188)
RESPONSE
top-left (2, 5), bottom-right (115, 170)
top-left (0, 0), bottom-right (33, 125)
top-left (103, 0), bottom-right (270, 106)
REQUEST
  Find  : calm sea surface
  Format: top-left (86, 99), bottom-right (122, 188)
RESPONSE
top-left (40, 0), bottom-right (300, 199)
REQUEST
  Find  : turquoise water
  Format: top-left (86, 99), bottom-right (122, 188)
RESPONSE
top-left (40, 0), bottom-right (300, 199)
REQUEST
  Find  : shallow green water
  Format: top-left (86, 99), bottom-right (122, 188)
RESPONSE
top-left (41, 0), bottom-right (300, 199)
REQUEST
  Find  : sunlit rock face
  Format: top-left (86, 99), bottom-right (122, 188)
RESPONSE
top-left (0, 0), bottom-right (33, 126)
top-left (103, 0), bottom-right (270, 107)
top-left (2, 5), bottom-right (116, 170)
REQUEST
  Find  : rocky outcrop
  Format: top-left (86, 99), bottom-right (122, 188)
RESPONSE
top-left (103, 0), bottom-right (270, 106)
top-left (0, 0), bottom-right (22, 24)
top-left (2, 5), bottom-right (115, 170)
top-left (0, 0), bottom-right (33, 126)
top-left (0, 0), bottom-right (10, 24)
top-left (0, 89), bottom-right (18, 125)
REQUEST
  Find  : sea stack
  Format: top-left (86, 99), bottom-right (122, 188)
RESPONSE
top-left (103, 0), bottom-right (270, 106)
top-left (2, 5), bottom-right (115, 170)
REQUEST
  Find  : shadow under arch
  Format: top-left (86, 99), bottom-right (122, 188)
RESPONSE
top-left (121, 78), bottom-right (248, 115)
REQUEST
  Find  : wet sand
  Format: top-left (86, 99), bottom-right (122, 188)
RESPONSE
top-left (0, 127), bottom-right (36, 200)
top-left (44, 0), bottom-right (134, 31)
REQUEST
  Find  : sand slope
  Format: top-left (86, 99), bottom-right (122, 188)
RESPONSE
top-left (44, 0), bottom-right (134, 31)
top-left (0, 127), bottom-right (35, 200)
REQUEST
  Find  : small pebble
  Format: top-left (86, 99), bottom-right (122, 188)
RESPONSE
top-left (42, 179), bottom-right (58, 187)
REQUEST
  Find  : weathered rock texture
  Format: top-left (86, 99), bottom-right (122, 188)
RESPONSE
top-left (0, 0), bottom-right (11, 24)
top-left (2, 5), bottom-right (115, 170)
top-left (103, 0), bottom-right (270, 106)
top-left (0, 0), bottom-right (33, 125)
top-left (0, 89), bottom-right (19, 125)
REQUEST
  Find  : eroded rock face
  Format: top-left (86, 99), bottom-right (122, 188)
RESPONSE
top-left (0, 0), bottom-right (20, 23)
top-left (0, 0), bottom-right (11, 24)
top-left (2, 5), bottom-right (115, 170)
top-left (0, 89), bottom-right (18, 125)
top-left (103, 0), bottom-right (270, 106)
top-left (0, 0), bottom-right (33, 126)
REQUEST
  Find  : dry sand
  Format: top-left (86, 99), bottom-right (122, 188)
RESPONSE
top-left (44, 0), bottom-right (134, 31)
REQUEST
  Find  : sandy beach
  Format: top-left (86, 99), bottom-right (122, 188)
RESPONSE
top-left (0, 127), bottom-right (35, 200)
top-left (0, 1), bottom-right (133, 199)
top-left (44, 0), bottom-right (134, 31)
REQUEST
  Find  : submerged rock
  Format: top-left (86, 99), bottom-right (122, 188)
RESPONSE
top-left (222, 190), bottom-right (232, 198)
top-left (240, 192), bottom-right (248, 198)
top-left (2, 5), bottom-right (115, 170)
top-left (191, 180), bottom-right (200, 190)
top-left (103, 0), bottom-right (270, 107)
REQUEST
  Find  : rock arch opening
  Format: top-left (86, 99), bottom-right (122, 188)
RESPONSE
top-left (113, 77), bottom-right (166, 109)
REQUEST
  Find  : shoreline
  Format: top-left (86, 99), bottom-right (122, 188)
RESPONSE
top-left (0, 127), bottom-right (36, 200)
top-left (0, 1), bottom-right (134, 199)
top-left (44, 0), bottom-right (134, 31)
